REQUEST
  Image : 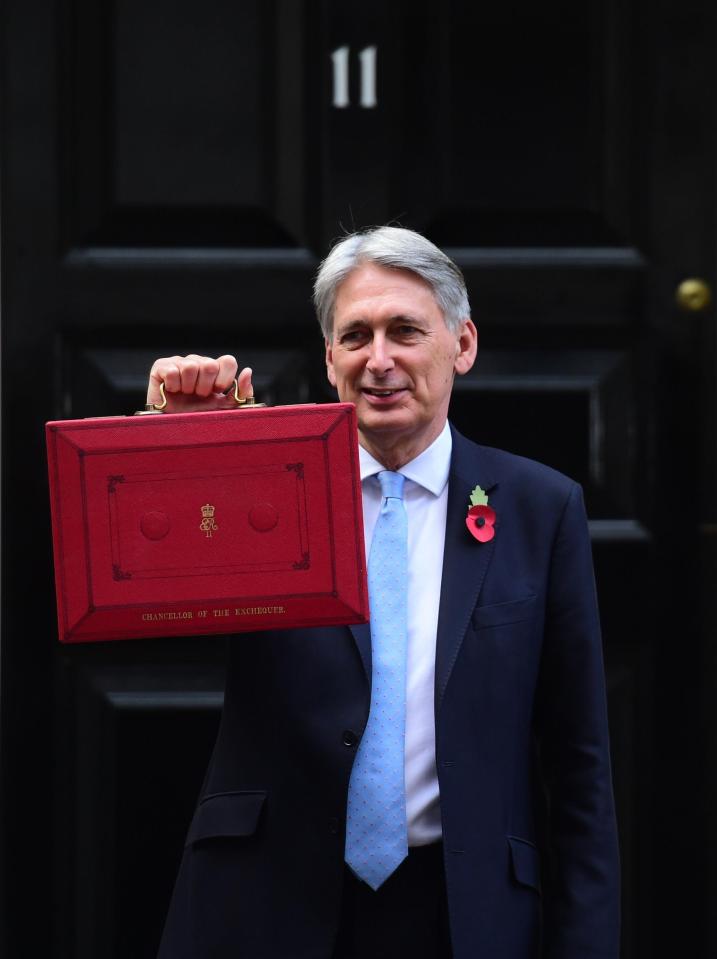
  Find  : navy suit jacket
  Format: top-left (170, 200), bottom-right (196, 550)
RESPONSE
top-left (159, 428), bottom-right (620, 959)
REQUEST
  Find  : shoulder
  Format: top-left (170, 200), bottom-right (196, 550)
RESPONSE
top-left (449, 425), bottom-right (580, 511)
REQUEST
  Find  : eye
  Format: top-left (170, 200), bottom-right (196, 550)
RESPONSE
top-left (339, 328), bottom-right (369, 347)
top-left (393, 323), bottom-right (422, 338)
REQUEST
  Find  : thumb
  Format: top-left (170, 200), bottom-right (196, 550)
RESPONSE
top-left (234, 366), bottom-right (254, 401)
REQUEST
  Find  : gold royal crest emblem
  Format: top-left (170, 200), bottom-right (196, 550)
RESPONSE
top-left (200, 503), bottom-right (218, 538)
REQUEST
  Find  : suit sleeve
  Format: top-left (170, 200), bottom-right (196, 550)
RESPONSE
top-left (534, 482), bottom-right (621, 959)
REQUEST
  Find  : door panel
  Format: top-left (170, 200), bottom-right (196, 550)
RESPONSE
top-left (67, 0), bottom-right (312, 250)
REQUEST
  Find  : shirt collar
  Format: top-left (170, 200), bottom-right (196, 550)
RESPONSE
top-left (358, 421), bottom-right (452, 496)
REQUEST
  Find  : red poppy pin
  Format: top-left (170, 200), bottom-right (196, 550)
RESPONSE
top-left (466, 485), bottom-right (496, 543)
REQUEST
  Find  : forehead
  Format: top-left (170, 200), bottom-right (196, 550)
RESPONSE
top-left (333, 263), bottom-right (443, 322)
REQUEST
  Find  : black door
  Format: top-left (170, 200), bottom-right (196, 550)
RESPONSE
top-left (2, 1), bottom-right (715, 956)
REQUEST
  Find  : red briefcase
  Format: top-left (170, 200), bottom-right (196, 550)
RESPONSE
top-left (46, 403), bottom-right (368, 643)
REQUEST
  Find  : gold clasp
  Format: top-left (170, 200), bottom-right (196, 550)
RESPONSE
top-left (230, 379), bottom-right (265, 407)
top-left (136, 379), bottom-right (266, 415)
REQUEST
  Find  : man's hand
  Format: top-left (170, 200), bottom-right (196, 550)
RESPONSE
top-left (146, 355), bottom-right (253, 413)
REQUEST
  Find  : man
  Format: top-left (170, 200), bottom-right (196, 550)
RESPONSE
top-left (154, 227), bottom-right (620, 959)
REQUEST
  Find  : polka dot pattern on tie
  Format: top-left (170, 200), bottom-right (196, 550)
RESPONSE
top-left (345, 470), bottom-right (409, 890)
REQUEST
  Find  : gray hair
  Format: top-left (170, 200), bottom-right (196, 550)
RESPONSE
top-left (313, 226), bottom-right (471, 339)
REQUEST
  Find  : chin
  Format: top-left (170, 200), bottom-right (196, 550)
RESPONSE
top-left (358, 410), bottom-right (422, 439)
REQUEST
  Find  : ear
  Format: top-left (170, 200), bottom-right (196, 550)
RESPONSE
top-left (453, 319), bottom-right (478, 376)
top-left (325, 338), bottom-right (337, 387)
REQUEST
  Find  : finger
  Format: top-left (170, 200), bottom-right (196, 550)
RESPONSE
top-left (235, 366), bottom-right (254, 400)
top-left (147, 357), bottom-right (183, 404)
top-left (179, 356), bottom-right (200, 395)
top-left (192, 356), bottom-right (221, 398)
top-left (214, 355), bottom-right (239, 393)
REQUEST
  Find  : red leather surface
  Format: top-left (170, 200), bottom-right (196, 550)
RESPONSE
top-left (46, 403), bottom-right (368, 642)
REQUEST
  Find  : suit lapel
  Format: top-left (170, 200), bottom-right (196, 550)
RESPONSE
top-left (348, 622), bottom-right (371, 682)
top-left (435, 431), bottom-right (498, 715)
top-left (349, 429), bottom-right (498, 701)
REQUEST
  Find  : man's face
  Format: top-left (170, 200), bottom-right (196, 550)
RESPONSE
top-left (325, 263), bottom-right (477, 467)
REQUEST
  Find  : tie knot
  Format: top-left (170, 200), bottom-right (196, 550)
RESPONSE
top-left (378, 470), bottom-right (405, 501)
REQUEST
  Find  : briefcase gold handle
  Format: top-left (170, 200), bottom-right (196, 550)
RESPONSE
top-left (137, 379), bottom-right (266, 415)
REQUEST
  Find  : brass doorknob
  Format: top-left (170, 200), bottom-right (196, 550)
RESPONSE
top-left (676, 278), bottom-right (713, 312)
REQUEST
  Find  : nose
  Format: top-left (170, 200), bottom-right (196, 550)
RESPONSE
top-left (366, 333), bottom-right (395, 376)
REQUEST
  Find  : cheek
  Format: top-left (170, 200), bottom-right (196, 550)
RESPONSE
top-left (424, 355), bottom-right (456, 388)
top-left (328, 358), bottom-right (361, 393)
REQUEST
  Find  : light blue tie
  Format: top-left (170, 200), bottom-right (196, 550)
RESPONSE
top-left (345, 470), bottom-right (408, 890)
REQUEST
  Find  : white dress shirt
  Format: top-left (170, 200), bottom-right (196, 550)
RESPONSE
top-left (358, 420), bottom-right (452, 846)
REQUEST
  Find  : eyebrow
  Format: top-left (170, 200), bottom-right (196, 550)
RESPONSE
top-left (335, 319), bottom-right (368, 336)
top-left (336, 314), bottom-right (427, 335)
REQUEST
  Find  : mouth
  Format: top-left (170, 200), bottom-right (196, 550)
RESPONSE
top-left (359, 386), bottom-right (408, 406)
